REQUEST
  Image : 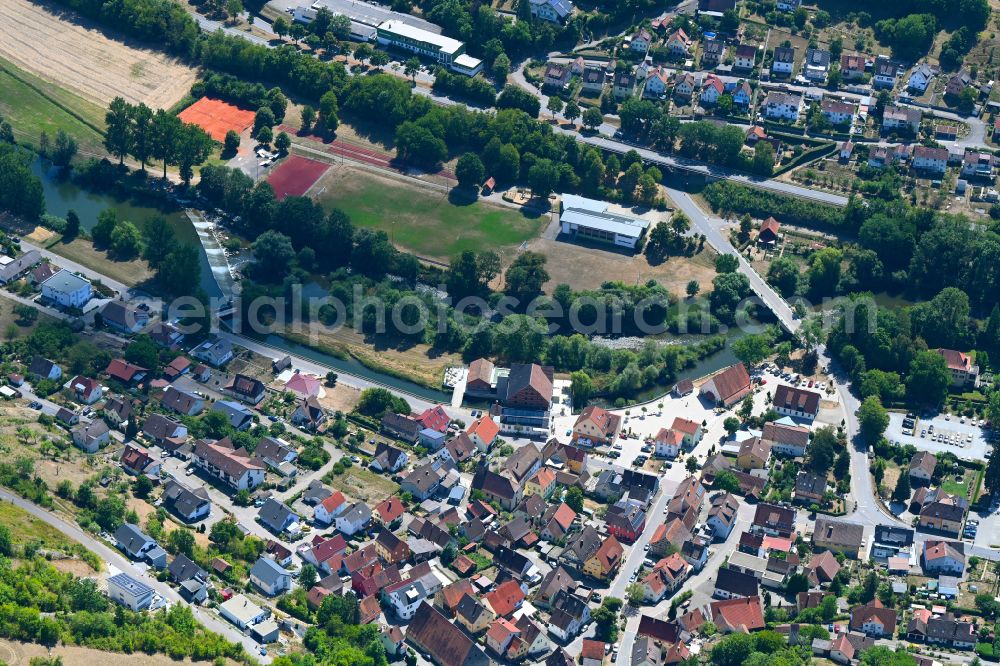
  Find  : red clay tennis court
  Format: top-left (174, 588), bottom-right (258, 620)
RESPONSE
top-left (177, 97), bottom-right (255, 142)
top-left (267, 155), bottom-right (330, 199)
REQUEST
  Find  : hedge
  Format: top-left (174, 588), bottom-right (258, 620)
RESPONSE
top-left (701, 181), bottom-right (848, 231)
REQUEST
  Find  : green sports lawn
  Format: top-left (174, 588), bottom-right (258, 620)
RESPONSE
top-left (0, 56), bottom-right (106, 157)
top-left (315, 168), bottom-right (546, 262)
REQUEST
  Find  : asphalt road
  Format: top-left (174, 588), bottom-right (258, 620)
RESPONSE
top-left (0, 488), bottom-right (272, 663)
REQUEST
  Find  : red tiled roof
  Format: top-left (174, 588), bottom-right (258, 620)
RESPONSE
top-left (710, 596), bottom-right (765, 632)
top-left (468, 415), bottom-right (499, 443)
top-left (106, 358), bottom-right (147, 382)
top-left (375, 496), bottom-right (406, 523)
top-left (484, 580), bottom-right (524, 618)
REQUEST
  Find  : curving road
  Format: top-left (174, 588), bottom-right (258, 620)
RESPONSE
top-left (0, 489), bottom-right (271, 663)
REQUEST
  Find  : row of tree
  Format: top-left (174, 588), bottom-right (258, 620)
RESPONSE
top-left (104, 97), bottom-right (213, 184)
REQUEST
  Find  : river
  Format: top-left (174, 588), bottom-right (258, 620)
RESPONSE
top-left (30, 159), bottom-right (222, 298)
top-left (33, 159), bottom-right (747, 406)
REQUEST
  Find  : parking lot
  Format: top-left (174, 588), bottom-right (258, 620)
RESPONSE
top-left (886, 412), bottom-right (993, 462)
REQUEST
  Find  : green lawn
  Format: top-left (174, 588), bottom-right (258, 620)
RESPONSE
top-left (316, 169), bottom-right (546, 262)
top-left (0, 56), bottom-right (106, 157)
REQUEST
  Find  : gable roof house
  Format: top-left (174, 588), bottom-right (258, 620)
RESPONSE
top-left (161, 386), bottom-right (205, 416)
top-left (752, 503), bottom-right (796, 537)
top-left (572, 405), bottom-right (621, 446)
top-left (162, 479), bottom-right (212, 522)
top-left (72, 419), bottom-right (111, 453)
top-left (191, 337), bottom-right (234, 367)
top-left (142, 413), bottom-right (187, 443)
top-left (407, 602), bottom-right (491, 666)
top-left (909, 451), bottom-right (937, 484)
top-left (105, 358), bottom-right (146, 384)
top-left (120, 443), bottom-right (161, 476)
top-left (66, 375), bottom-right (103, 405)
top-left (699, 363), bottom-right (751, 407)
top-left (714, 566), bottom-right (759, 600)
top-left (258, 498), bottom-right (299, 535)
top-left (192, 438), bottom-right (266, 490)
top-left (291, 395), bottom-right (326, 430)
top-left (710, 596), bottom-right (765, 633)
top-left (472, 467), bottom-right (522, 510)
top-left (212, 400), bottom-right (255, 431)
top-left (772, 385), bottom-right (821, 421)
top-left (250, 556), bottom-right (292, 596)
top-left (771, 46), bottom-right (795, 75)
top-left (761, 421), bottom-right (810, 457)
top-left (706, 492), bottom-right (740, 539)
top-left (372, 442), bottom-right (409, 473)
top-left (850, 599), bottom-right (898, 637)
top-left (813, 517), bottom-right (865, 558)
top-left (224, 374), bottom-right (266, 404)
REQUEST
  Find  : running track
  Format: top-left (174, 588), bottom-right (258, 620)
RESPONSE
top-left (278, 126), bottom-right (456, 180)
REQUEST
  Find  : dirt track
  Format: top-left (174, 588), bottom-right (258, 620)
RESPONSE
top-left (0, 0), bottom-right (197, 108)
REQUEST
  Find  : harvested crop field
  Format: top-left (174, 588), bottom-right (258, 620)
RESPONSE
top-left (268, 155), bottom-right (330, 199)
top-left (178, 97), bottom-right (255, 142)
top-left (0, 0), bottom-right (197, 108)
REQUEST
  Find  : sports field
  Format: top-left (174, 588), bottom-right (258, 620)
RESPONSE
top-left (178, 97), bottom-right (255, 142)
top-left (0, 56), bottom-right (106, 156)
top-left (268, 155), bottom-right (331, 199)
top-left (313, 167), bottom-right (546, 262)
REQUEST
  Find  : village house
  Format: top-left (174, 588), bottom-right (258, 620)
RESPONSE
top-left (737, 437), bottom-right (771, 470)
top-left (813, 517), bottom-right (866, 558)
top-left (820, 98), bottom-right (856, 127)
top-left (873, 56), bottom-right (897, 88)
top-left (614, 69), bottom-right (637, 100)
top-left (762, 421), bottom-right (809, 457)
top-left (882, 105), bottom-right (922, 134)
top-left (699, 363), bottom-right (751, 407)
top-left (936, 349), bottom-right (980, 387)
top-left (192, 438), bottom-right (266, 490)
top-left (908, 64), bottom-right (935, 92)
top-left (664, 29), bottom-right (689, 56)
top-left (734, 43), bottom-right (756, 70)
top-left (912, 146), bottom-right (949, 174)
top-left (702, 40), bottom-right (724, 68)
top-left (572, 405), bottom-right (621, 446)
top-left (803, 48), bottom-right (830, 81)
top-left (771, 46), bottom-right (795, 76)
top-left (72, 419), bottom-right (111, 453)
top-left (528, 0), bottom-right (572, 23)
top-left (772, 385), bottom-right (821, 421)
top-left (66, 375), bottom-right (102, 404)
top-left (840, 53), bottom-right (866, 80)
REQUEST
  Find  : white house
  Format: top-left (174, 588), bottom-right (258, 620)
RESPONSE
top-left (643, 68), bottom-right (671, 99)
top-left (820, 99), bottom-right (856, 126)
top-left (873, 57), bottom-right (897, 89)
top-left (733, 44), bottom-right (756, 71)
top-left (386, 580), bottom-right (429, 620)
top-left (631, 28), bottom-right (653, 53)
top-left (763, 92), bottom-right (801, 121)
top-left (771, 47), bottom-right (795, 76)
top-left (72, 419), bottom-right (111, 453)
top-left (908, 64), bottom-right (935, 93)
top-left (923, 541), bottom-right (965, 575)
top-left (654, 428), bottom-right (683, 458)
top-left (912, 146), bottom-right (948, 174)
top-left (528, 0), bottom-right (572, 23)
top-left (107, 573), bottom-right (154, 611)
top-left (313, 491), bottom-right (347, 525)
top-left (336, 502), bottom-right (372, 536)
top-left (700, 76), bottom-right (724, 105)
top-left (41, 270), bottom-right (92, 309)
top-left (220, 594), bottom-right (268, 630)
top-left (250, 557), bottom-right (292, 596)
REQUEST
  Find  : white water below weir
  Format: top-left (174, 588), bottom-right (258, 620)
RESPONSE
top-left (185, 209), bottom-right (238, 307)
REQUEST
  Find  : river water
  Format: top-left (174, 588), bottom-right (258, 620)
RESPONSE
top-left (30, 159), bottom-right (222, 298)
top-left (34, 159), bottom-right (746, 405)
